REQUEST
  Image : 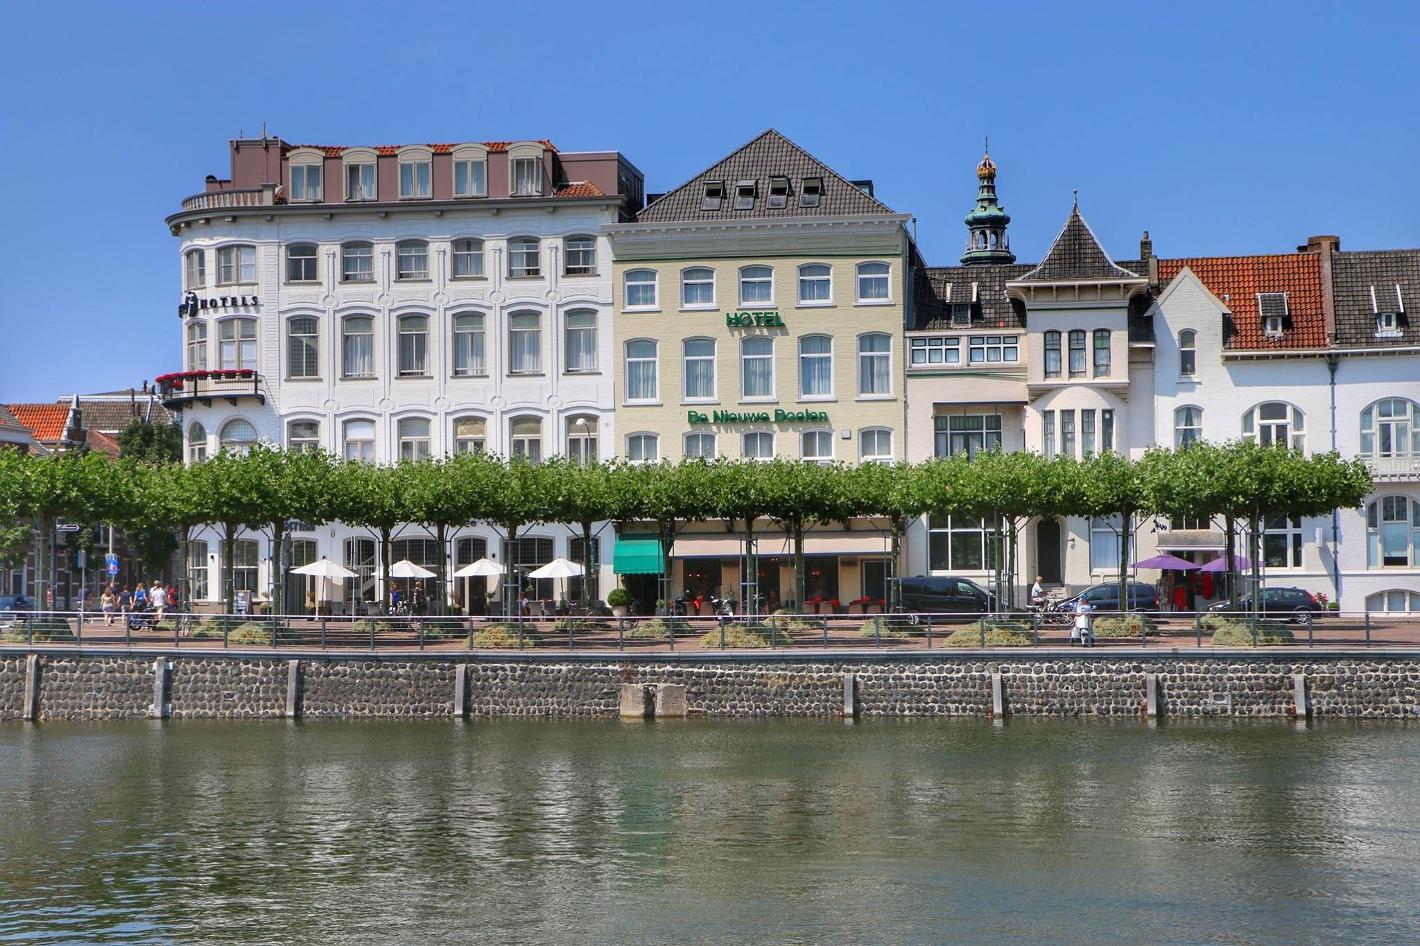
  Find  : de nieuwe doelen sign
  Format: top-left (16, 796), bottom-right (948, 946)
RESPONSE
top-left (688, 408), bottom-right (829, 425)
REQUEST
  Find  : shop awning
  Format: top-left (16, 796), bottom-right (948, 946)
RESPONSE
top-left (613, 537), bottom-right (664, 575)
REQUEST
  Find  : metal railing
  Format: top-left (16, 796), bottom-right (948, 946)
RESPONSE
top-left (2, 608), bottom-right (1417, 653)
top-left (156, 370), bottom-right (264, 407)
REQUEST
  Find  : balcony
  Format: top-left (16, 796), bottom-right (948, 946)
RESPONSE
top-left (1363, 454), bottom-right (1420, 481)
top-left (156, 370), bottom-right (265, 409)
top-left (179, 184), bottom-right (278, 213)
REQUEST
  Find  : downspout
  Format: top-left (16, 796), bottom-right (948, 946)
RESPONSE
top-left (1327, 352), bottom-right (1341, 605)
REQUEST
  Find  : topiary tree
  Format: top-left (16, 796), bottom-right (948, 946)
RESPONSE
top-left (844, 460), bottom-right (930, 613)
top-left (327, 459), bottom-right (413, 615)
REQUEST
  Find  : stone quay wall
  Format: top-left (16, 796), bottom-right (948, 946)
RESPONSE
top-left (0, 651), bottom-right (1417, 721)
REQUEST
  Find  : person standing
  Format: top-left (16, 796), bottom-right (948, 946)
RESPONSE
top-left (101, 586), bottom-right (117, 626)
top-left (410, 580), bottom-right (428, 616)
top-left (151, 582), bottom-right (167, 620)
top-left (118, 586), bottom-right (132, 618)
top-left (1073, 597), bottom-right (1095, 647)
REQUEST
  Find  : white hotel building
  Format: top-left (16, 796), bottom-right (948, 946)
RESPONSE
top-left (163, 135), bottom-right (643, 610)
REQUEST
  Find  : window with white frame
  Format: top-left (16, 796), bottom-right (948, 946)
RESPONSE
top-left (451, 238), bottom-right (484, 278)
top-left (625, 340), bottom-right (658, 402)
top-left (345, 160), bottom-right (376, 201)
top-left (768, 176), bottom-right (790, 208)
top-left (969, 334), bottom-right (1018, 364)
top-left (1042, 411), bottom-right (1055, 459)
top-left (187, 422), bottom-right (207, 463)
top-left (510, 416), bottom-right (542, 462)
top-left (185, 249), bottom-right (205, 289)
top-left (217, 245), bottom-right (255, 285)
top-left (1175, 406), bottom-right (1203, 448)
top-left (856, 262), bottom-right (890, 302)
top-left (950, 303), bottom-right (973, 327)
top-left (1068, 329), bottom-right (1087, 377)
top-left (286, 243), bottom-right (318, 282)
top-left (508, 237), bottom-right (540, 277)
top-left (1179, 329), bottom-right (1197, 376)
top-left (798, 264), bottom-right (831, 304)
top-left (1367, 496), bottom-right (1420, 567)
top-left (799, 177), bottom-right (822, 207)
top-left (742, 431), bottom-right (774, 460)
top-left (1060, 409), bottom-right (1075, 458)
top-left (858, 333), bottom-right (892, 395)
top-left (1090, 514), bottom-right (1123, 572)
top-left (290, 162), bottom-right (322, 202)
top-left (1257, 515), bottom-right (1302, 568)
top-left (452, 313), bottom-right (485, 376)
top-left (684, 432), bottom-right (717, 459)
top-left (564, 236), bottom-right (596, 276)
top-left (682, 267), bottom-right (715, 308)
top-left (342, 316), bottom-right (374, 378)
top-left (1243, 401), bottom-right (1305, 450)
top-left (396, 241), bottom-right (428, 280)
top-left (343, 419), bottom-right (375, 462)
top-left (700, 181), bottom-right (724, 210)
top-left (398, 155), bottom-right (432, 199)
top-left (398, 418), bottom-right (431, 460)
top-left (1093, 329), bottom-right (1111, 376)
top-left (453, 417), bottom-right (486, 454)
top-left (186, 321), bottom-right (207, 371)
top-left (801, 429), bottom-right (833, 463)
top-left (740, 336), bottom-right (774, 399)
top-left (799, 335), bottom-right (832, 398)
top-left (188, 540), bottom-right (209, 601)
top-left (739, 265), bottom-right (773, 305)
top-left (927, 514), bottom-right (996, 571)
top-left (683, 338), bottom-right (716, 400)
top-left (1366, 590), bottom-right (1420, 613)
top-left (219, 419), bottom-right (258, 456)
top-left (287, 316), bottom-right (319, 379)
top-left (934, 414), bottom-right (1001, 458)
top-left (453, 153), bottom-right (487, 197)
top-left (1101, 409), bottom-right (1115, 453)
top-left (511, 156), bottom-right (542, 196)
top-left (1360, 398), bottom-right (1419, 458)
top-left (859, 428), bottom-right (893, 462)
top-left (733, 179), bottom-right (756, 210)
top-left (564, 310), bottom-right (597, 374)
top-left (342, 243), bottom-right (373, 282)
top-left (566, 415), bottom-right (598, 464)
top-left (624, 269), bottom-right (657, 308)
top-left (1081, 409), bottom-right (1096, 457)
top-left (287, 420), bottom-right (320, 453)
top-left (508, 312), bottom-right (541, 374)
top-left (397, 315), bottom-right (429, 376)
top-left (219, 319), bottom-right (256, 371)
top-left (1044, 330), bottom-right (1062, 377)
top-left (233, 539), bottom-right (260, 594)
top-left (910, 336), bottom-right (961, 366)
top-left (627, 433), bottom-right (659, 463)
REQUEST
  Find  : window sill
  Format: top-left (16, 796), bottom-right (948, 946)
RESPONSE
top-left (341, 279), bottom-right (376, 285)
top-left (564, 271), bottom-right (598, 278)
top-left (855, 299), bottom-right (894, 307)
top-left (563, 370), bottom-right (601, 377)
top-left (508, 372), bottom-right (545, 378)
top-left (215, 282), bottom-right (258, 289)
top-left (799, 396), bottom-right (836, 403)
top-left (449, 275), bottom-right (488, 281)
top-left (341, 375), bottom-right (377, 382)
top-left (283, 281), bottom-right (321, 287)
top-left (451, 373), bottom-right (489, 380)
top-left (739, 301), bottom-right (776, 309)
top-left (395, 278), bottom-right (433, 284)
top-left (396, 374), bottom-right (432, 380)
top-left (623, 306), bottom-right (661, 314)
top-left (681, 399), bottom-right (720, 406)
top-left (855, 394), bottom-right (896, 402)
top-left (397, 195), bottom-right (433, 201)
top-left (680, 305), bottom-right (717, 313)
top-left (506, 275), bottom-right (543, 280)
top-left (740, 398), bottom-right (778, 405)
top-left (796, 301), bottom-right (834, 309)
top-left (624, 400), bottom-right (663, 407)
top-left (285, 377), bottom-right (322, 383)
top-left (453, 193), bottom-right (488, 200)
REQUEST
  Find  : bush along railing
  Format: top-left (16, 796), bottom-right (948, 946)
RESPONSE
top-left (1, 610), bottom-right (1415, 652)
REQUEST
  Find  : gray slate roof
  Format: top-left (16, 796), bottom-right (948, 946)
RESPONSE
top-left (914, 258), bottom-right (1150, 333)
top-left (1329, 249), bottom-right (1420, 348)
top-left (1016, 206), bottom-right (1140, 282)
top-left (54, 394), bottom-right (174, 434)
top-left (637, 129), bottom-right (896, 223)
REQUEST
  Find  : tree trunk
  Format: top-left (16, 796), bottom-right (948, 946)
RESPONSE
top-left (889, 518), bottom-right (904, 614)
top-left (501, 521), bottom-right (521, 618)
top-left (579, 520), bottom-right (595, 611)
top-left (1118, 509), bottom-right (1132, 619)
top-left (791, 518), bottom-right (806, 612)
top-left (379, 527), bottom-right (392, 615)
top-left (658, 520), bottom-right (675, 610)
top-left (222, 523), bottom-right (237, 617)
top-left (742, 516), bottom-right (757, 616)
top-left (1249, 511), bottom-right (1263, 619)
top-left (1224, 514), bottom-right (1238, 607)
top-left (269, 520), bottom-right (286, 617)
top-left (435, 522), bottom-right (448, 616)
top-left (177, 526), bottom-right (189, 617)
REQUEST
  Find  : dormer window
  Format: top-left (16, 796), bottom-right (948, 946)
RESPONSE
top-left (800, 177), bottom-right (822, 207)
top-left (767, 176), bottom-right (790, 208)
top-left (733, 180), bottom-right (756, 210)
top-left (1372, 284), bottom-right (1406, 337)
top-left (701, 180), bottom-right (724, 210)
top-left (1257, 292), bottom-right (1289, 337)
top-left (452, 144), bottom-right (488, 198)
top-left (508, 142), bottom-right (545, 197)
top-left (343, 149), bottom-right (378, 202)
top-left (398, 148), bottom-right (432, 199)
top-left (950, 303), bottom-right (972, 327)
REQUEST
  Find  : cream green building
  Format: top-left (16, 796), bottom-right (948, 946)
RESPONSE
top-left (605, 130), bottom-right (913, 612)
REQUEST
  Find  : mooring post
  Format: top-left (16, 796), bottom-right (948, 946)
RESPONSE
top-left (654, 683), bottom-right (687, 718)
top-left (1146, 673), bottom-right (1160, 718)
top-left (453, 663), bottom-right (469, 720)
top-left (990, 672), bottom-right (1006, 717)
top-left (619, 683), bottom-right (652, 719)
top-left (1292, 673), bottom-right (1310, 719)
top-left (285, 660), bottom-right (302, 719)
top-left (842, 672), bottom-right (858, 718)
top-left (22, 654), bottom-right (41, 722)
top-left (149, 657), bottom-right (170, 719)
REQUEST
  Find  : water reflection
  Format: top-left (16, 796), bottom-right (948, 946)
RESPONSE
top-left (1, 718), bottom-right (1418, 944)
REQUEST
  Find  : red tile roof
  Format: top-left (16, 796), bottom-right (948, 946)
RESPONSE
top-left (553, 181), bottom-right (604, 198)
top-left (6, 403), bottom-right (70, 443)
top-left (86, 429), bottom-right (121, 458)
top-left (291, 140), bottom-right (557, 158)
top-left (1158, 253), bottom-right (1327, 350)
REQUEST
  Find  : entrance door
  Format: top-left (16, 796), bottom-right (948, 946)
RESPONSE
top-left (1036, 518), bottom-right (1062, 583)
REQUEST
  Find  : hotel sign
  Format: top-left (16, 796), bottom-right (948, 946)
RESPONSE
top-left (178, 291), bottom-right (261, 318)
top-left (725, 310), bottom-right (784, 328)
top-left (688, 408), bottom-right (829, 425)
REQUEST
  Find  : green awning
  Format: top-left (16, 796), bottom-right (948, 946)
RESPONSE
top-left (613, 537), bottom-right (664, 575)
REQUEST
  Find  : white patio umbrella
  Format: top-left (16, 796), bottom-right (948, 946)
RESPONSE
top-left (290, 558), bottom-right (357, 615)
top-left (526, 557), bottom-right (586, 608)
top-left (452, 558), bottom-right (505, 578)
top-left (389, 560), bottom-right (437, 578)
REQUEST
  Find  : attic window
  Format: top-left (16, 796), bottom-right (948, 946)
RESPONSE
top-left (733, 180), bottom-right (756, 210)
top-left (1372, 285), bottom-right (1406, 337)
top-left (950, 303), bottom-right (972, 327)
top-left (1257, 292), bottom-right (1289, 337)
top-left (700, 180), bottom-right (724, 211)
top-left (767, 176), bottom-right (790, 208)
top-left (800, 177), bottom-right (822, 207)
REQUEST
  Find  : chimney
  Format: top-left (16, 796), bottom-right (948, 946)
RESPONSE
top-left (1139, 230), bottom-right (1153, 261)
top-left (60, 395), bottom-right (87, 454)
top-left (1299, 234), bottom-right (1340, 254)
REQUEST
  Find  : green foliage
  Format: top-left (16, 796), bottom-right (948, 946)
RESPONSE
top-left (551, 617), bottom-right (606, 635)
top-left (942, 621), bottom-right (1034, 647)
top-left (0, 616), bottom-right (75, 642)
top-left (1093, 614), bottom-right (1155, 638)
top-left (606, 587), bottom-right (632, 607)
top-left (1209, 618), bottom-right (1296, 647)
top-left (857, 616), bottom-right (907, 638)
top-left (624, 618), bottom-right (669, 640)
top-left (117, 420), bottom-right (183, 464)
top-left (697, 623), bottom-right (771, 649)
top-left (472, 623), bottom-right (535, 649)
top-left (228, 622), bottom-right (272, 645)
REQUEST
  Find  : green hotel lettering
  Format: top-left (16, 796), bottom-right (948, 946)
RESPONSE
top-left (725, 310), bottom-right (784, 328)
top-left (688, 409), bottom-right (829, 424)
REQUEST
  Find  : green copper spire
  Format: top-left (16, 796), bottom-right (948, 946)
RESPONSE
top-left (961, 141), bottom-right (1015, 265)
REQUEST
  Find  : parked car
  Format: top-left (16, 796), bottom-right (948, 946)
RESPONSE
top-left (0, 594), bottom-right (34, 628)
top-left (1208, 587), bottom-right (1325, 625)
top-left (898, 576), bottom-right (995, 616)
top-left (1051, 582), bottom-right (1160, 615)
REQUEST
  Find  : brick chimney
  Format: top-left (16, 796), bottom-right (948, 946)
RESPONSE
top-left (1298, 235), bottom-right (1340, 343)
top-left (1299, 234), bottom-right (1340, 254)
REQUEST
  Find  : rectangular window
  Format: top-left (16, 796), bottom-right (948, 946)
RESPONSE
top-left (219, 319), bottom-right (257, 371)
top-left (398, 419), bottom-right (431, 461)
top-left (290, 164), bottom-right (322, 201)
top-left (187, 323), bottom-right (208, 371)
top-left (1060, 409), bottom-right (1075, 458)
top-left (933, 414), bottom-right (1003, 458)
top-left (509, 238), bottom-right (540, 277)
top-left (1068, 330), bottom-right (1086, 377)
top-left (927, 515), bottom-right (996, 573)
top-left (798, 265), bottom-right (831, 303)
top-left (1081, 409), bottom-right (1096, 457)
top-left (564, 237), bottom-right (596, 276)
top-left (512, 157), bottom-right (542, 196)
top-left (742, 431), bottom-right (774, 460)
top-left (287, 317), bottom-right (319, 379)
top-left (509, 313), bottom-right (541, 374)
top-left (399, 160), bottom-right (431, 199)
top-left (188, 541), bottom-right (209, 601)
top-left (452, 314), bottom-right (485, 376)
top-left (343, 419), bottom-right (375, 462)
top-left (186, 250), bottom-right (206, 289)
top-left (739, 267), bottom-right (772, 305)
top-left (1260, 515), bottom-right (1303, 568)
top-left (624, 270), bottom-right (657, 308)
top-left (1102, 409), bottom-right (1115, 453)
top-left (396, 242), bottom-right (428, 280)
top-left (741, 337), bottom-right (774, 399)
top-left (799, 336), bottom-right (832, 398)
top-left (564, 312), bottom-right (597, 374)
top-left (217, 245), bottom-right (255, 285)
top-left (910, 336), bottom-right (961, 366)
top-left (768, 176), bottom-right (790, 208)
top-left (1044, 331), bottom-right (1062, 378)
top-left (857, 263), bottom-right (890, 302)
top-left (342, 244), bottom-right (373, 282)
top-left (799, 177), bottom-right (822, 207)
top-left (346, 163), bottom-right (376, 201)
top-left (1093, 329), bottom-right (1111, 376)
top-left (233, 540), bottom-right (260, 593)
top-left (968, 335), bottom-right (1019, 364)
top-left (510, 418), bottom-right (542, 462)
top-left (700, 181), bottom-right (724, 211)
top-left (950, 304), bottom-right (973, 327)
top-left (733, 179), bottom-right (756, 210)
top-left (453, 417), bottom-right (486, 454)
top-left (286, 245), bottom-right (318, 282)
top-left (1090, 515), bottom-right (1122, 572)
top-left (453, 159), bottom-right (487, 197)
top-left (684, 338), bottom-right (716, 400)
top-left (288, 420), bottom-right (320, 452)
top-left (682, 268), bottom-right (715, 308)
top-left (858, 334), bottom-right (891, 395)
top-left (398, 317), bottom-right (428, 376)
top-left (1042, 411), bottom-right (1055, 459)
top-left (451, 239), bottom-right (484, 278)
top-left (625, 340), bottom-right (658, 401)
top-left (342, 317), bottom-right (374, 378)
top-left (685, 432), bottom-right (716, 459)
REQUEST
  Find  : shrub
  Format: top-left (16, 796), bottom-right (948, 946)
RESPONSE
top-left (606, 588), bottom-right (632, 608)
top-left (942, 620), bottom-right (1034, 648)
top-left (472, 623), bottom-right (534, 649)
top-left (228, 622), bottom-right (273, 646)
top-left (1210, 619), bottom-right (1296, 647)
top-left (857, 616), bottom-right (907, 639)
top-left (698, 623), bottom-right (771, 649)
top-left (420, 618), bottom-right (467, 640)
top-left (189, 620), bottom-right (226, 639)
top-left (623, 618), bottom-right (668, 640)
top-left (0, 616), bottom-right (75, 643)
top-left (552, 618), bottom-right (606, 636)
top-left (1093, 614), bottom-right (1154, 639)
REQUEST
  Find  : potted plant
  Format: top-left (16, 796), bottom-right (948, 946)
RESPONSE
top-left (606, 587), bottom-right (631, 618)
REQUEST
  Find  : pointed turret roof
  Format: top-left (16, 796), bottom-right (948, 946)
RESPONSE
top-left (1016, 200), bottom-right (1139, 282)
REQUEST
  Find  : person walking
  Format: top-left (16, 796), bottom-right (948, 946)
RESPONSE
top-left (1073, 597), bottom-right (1095, 647)
top-left (133, 582), bottom-right (148, 613)
top-left (118, 586), bottom-right (132, 618)
top-left (151, 582), bottom-right (167, 620)
top-left (101, 586), bottom-right (117, 626)
top-left (410, 580), bottom-right (428, 616)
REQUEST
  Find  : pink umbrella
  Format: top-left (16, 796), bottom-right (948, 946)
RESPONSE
top-left (1199, 554), bottom-right (1251, 572)
top-left (1132, 554), bottom-right (1200, 570)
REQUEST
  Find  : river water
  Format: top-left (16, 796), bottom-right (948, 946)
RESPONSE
top-left (0, 717), bottom-right (1417, 945)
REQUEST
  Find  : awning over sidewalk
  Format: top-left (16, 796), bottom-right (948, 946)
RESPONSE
top-left (613, 537), bottom-right (664, 575)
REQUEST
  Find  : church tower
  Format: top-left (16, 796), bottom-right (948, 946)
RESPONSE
top-left (960, 145), bottom-right (1015, 265)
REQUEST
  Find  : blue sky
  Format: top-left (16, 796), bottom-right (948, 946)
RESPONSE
top-left (2, 0), bottom-right (1417, 402)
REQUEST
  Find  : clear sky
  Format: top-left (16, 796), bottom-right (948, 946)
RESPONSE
top-left (2, 0), bottom-right (1417, 402)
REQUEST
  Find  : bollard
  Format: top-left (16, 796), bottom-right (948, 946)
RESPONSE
top-left (320, 617), bottom-right (327, 650)
top-left (150, 657), bottom-right (171, 719)
top-left (453, 664), bottom-right (469, 720)
top-left (618, 621), bottom-right (624, 651)
top-left (668, 615), bottom-right (675, 652)
top-left (22, 654), bottom-right (41, 722)
top-left (990, 672), bottom-right (1006, 718)
top-left (720, 622), bottom-right (726, 650)
top-left (1292, 673), bottom-right (1310, 719)
top-left (654, 684), bottom-right (687, 718)
top-left (369, 619), bottom-right (377, 651)
top-left (619, 683), bottom-right (653, 719)
top-left (842, 673), bottom-right (858, 718)
top-left (1364, 612), bottom-right (1372, 647)
top-left (568, 619), bottom-right (574, 651)
top-left (1031, 613), bottom-right (1039, 647)
top-left (1194, 613), bottom-right (1202, 648)
top-left (285, 660), bottom-right (302, 719)
top-left (418, 619), bottom-right (425, 651)
top-left (980, 621), bottom-right (987, 648)
top-left (822, 617), bottom-right (829, 647)
top-left (1308, 618), bottom-right (1314, 648)
top-left (770, 614), bottom-right (778, 648)
top-left (1146, 673), bottom-right (1160, 718)
top-left (874, 617), bottom-right (881, 647)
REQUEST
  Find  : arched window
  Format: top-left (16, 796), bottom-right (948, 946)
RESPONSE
top-left (1367, 496), bottom-right (1420, 567)
top-left (185, 249), bottom-right (206, 290)
top-left (683, 338), bottom-right (716, 400)
top-left (741, 336), bottom-right (774, 398)
top-left (342, 316), bottom-right (374, 378)
top-left (624, 269), bottom-right (658, 309)
top-left (217, 245), bottom-right (255, 285)
top-left (625, 339), bottom-right (658, 402)
top-left (684, 432), bottom-right (717, 459)
top-left (859, 428), bottom-right (893, 463)
top-left (1366, 590), bottom-right (1420, 613)
top-left (287, 316), bottom-right (319, 379)
top-left (343, 419), bottom-right (375, 462)
top-left (286, 243), bottom-right (318, 282)
top-left (1092, 329), bottom-right (1111, 376)
top-left (1243, 402), bottom-right (1304, 450)
top-left (397, 147), bottom-right (432, 199)
top-left (858, 333), bottom-right (891, 395)
top-left (451, 238), bottom-right (484, 278)
top-left (343, 151), bottom-right (377, 201)
top-left (187, 422), bottom-right (207, 463)
top-left (1174, 406), bottom-right (1203, 448)
top-left (396, 240), bottom-right (429, 280)
top-left (682, 267), bottom-right (715, 308)
top-left (452, 417), bottom-right (486, 454)
top-left (288, 152), bottom-right (323, 202)
top-left (452, 313), bottom-right (485, 376)
top-left (564, 310), bottom-right (597, 373)
top-left (508, 311), bottom-right (541, 374)
top-left (451, 144), bottom-right (488, 198)
top-left (187, 321), bottom-right (208, 371)
top-left (739, 265), bottom-right (773, 305)
top-left (510, 416), bottom-right (542, 462)
top-left (1360, 398), bottom-right (1419, 459)
top-left (219, 418), bottom-right (258, 456)
top-left (398, 417), bottom-right (431, 460)
top-left (508, 237), bottom-right (540, 277)
top-left (341, 242), bottom-right (374, 282)
top-left (801, 429), bottom-right (833, 463)
top-left (1068, 329), bottom-right (1087, 377)
top-left (1044, 330), bottom-right (1062, 378)
top-left (218, 318), bottom-right (256, 371)
top-left (397, 315), bottom-right (429, 376)
top-left (856, 262), bottom-right (890, 302)
top-left (798, 264), bottom-right (831, 304)
top-left (564, 235), bottom-right (596, 276)
top-left (626, 433), bottom-right (659, 463)
top-left (742, 431), bottom-right (774, 460)
top-left (566, 415), bottom-right (598, 463)
top-left (799, 335), bottom-right (833, 398)
top-left (508, 142), bottom-right (544, 196)
top-left (287, 420), bottom-right (320, 453)
top-left (1179, 329), bottom-right (1197, 376)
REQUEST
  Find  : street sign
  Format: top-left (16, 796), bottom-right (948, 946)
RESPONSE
top-left (55, 520), bottom-right (80, 533)
top-left (76, 550), bottom-right (87, 570)
top-left (106, 552), bottom-right (119, 577)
